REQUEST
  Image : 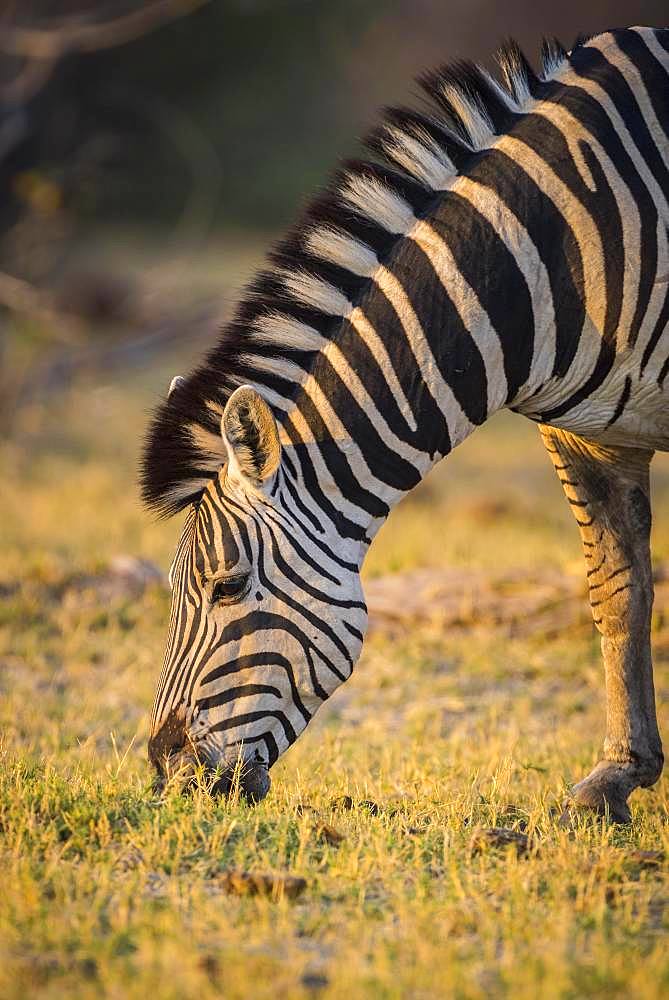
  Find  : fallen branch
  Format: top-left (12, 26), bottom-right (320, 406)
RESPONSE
top-left (364, 564), bottom-right (669, 638)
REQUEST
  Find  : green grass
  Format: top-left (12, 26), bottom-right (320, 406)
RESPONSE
top-left (1, 341), bottom-right (669, 998)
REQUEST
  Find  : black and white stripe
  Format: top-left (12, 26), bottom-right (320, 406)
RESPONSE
top-left (143, 27), bottom-right (669, 790)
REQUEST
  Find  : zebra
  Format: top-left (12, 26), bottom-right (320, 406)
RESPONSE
top-left (142, 27), bottom-right (668, 821)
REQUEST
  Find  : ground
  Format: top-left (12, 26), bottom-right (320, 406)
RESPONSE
top-left (2, 306), bottom-right (669, 999)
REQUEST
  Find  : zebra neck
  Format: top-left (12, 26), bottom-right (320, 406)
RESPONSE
top-left (276, 197), bottom-right (544, 554)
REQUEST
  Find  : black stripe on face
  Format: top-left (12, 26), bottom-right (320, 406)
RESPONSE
top-left (469, 148), bottom-right (585, 381)
top-left (279, 458), bottom-right (324, 535)
top-left (221, 734), bottom-right (280, 768)
top-left (261, 732), bottom-right (280, 766)
top-left (430, 191), bottom-right (534, 403)
top-left (226, 498), bottom-right (344, 586)
top-left (209, 609), bottom-right (344, 698)
top-left (277, 479), bottom-right (360, 573)
top-left (390, 237), bottom-right (488, 426)
top-left (160, 562), bottom-right (208, 716)
top-left (250, 519), bottom-right (355, 676)
top-left (194, 511), bottom-right (210, 579)
top-left (199, 503), bottom-right (218, 573)
top-left (208, 709), bottom-right (298, 747)
top-left (210, 496), bottom-right (253, 566)
top-left (343, 620), bottom-right (364, 641)
top-left (254, 499), bottom-right (346, 585)
top-left (181, 601), bottom-right (218, 709)
top-left (198, 683), bottom-right (282, 712)
top-left (262, 515), bottom-right (364, 610)
top-left (200, 651), bottom-right (311, 723)
top-left (211, 479), bottom-right (241, 567)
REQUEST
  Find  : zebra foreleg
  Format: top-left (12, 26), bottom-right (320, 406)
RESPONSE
top-left (540, 426), bottom-right (663, 823)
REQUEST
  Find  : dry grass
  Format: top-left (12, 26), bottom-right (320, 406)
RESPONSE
top-left (1, 339), bottom-right (669, 998)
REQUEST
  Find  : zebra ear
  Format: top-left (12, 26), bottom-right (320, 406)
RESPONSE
top-left (168, 375), bottom-right (185, 398)
top-left (221, 385), bottom-right (281, 489)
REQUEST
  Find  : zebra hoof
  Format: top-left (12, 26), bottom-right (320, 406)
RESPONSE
top-left (559, 761), bottom-right (635, 825)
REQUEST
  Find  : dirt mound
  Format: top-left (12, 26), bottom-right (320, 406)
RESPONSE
top-left (365, 564), bottom-right (669, 639)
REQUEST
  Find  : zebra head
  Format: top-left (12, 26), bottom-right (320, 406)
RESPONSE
top-left (148, 384), bottom-right (367, 801)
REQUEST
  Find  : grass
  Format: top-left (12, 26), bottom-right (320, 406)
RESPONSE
top-left (1, 335), bottom-right (669, 998)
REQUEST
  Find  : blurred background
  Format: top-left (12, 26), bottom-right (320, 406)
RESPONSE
top-left (2, 0), bottom-right (669, 582)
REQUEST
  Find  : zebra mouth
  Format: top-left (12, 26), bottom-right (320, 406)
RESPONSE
top-left (151, 748), bottom-right (271, 804)
top-left (209, 760), bottom-right (271, 803)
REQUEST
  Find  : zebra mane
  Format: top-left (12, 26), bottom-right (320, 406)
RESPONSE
top-left (142, 33), bottom-right (577, 517)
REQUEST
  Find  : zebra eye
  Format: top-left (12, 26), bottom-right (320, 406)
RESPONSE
top-left (211, 574), bottom-right (250, 605)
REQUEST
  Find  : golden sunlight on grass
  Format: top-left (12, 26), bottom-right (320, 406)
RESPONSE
top-left (1, 351), bottom-right (668, 999)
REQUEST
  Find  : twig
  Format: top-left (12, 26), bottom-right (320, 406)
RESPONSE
top-left (0, 0), bottom-right (212, 106)
top-left (1, 1), bottom-right (211, 59)
top-left (1, 54), bottom-right (58, 106)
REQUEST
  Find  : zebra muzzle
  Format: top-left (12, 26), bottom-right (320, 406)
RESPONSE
top-left (149, 706), bottom-right (271, 803)
top-left (209, 760), bottom-right (271, 803)
top-left (151, 747), bottom-right (270, 803)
